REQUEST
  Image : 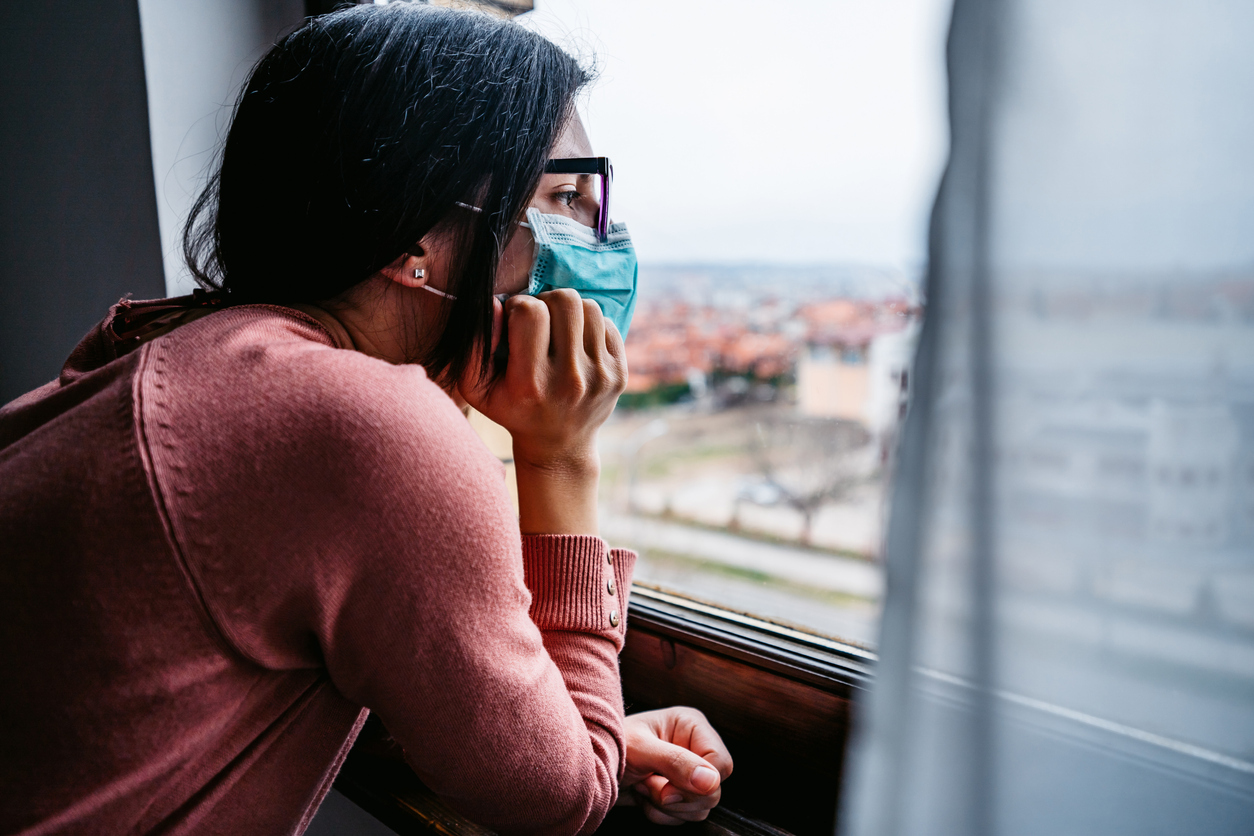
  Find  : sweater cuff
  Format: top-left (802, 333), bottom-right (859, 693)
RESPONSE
top-left (521, 535), bottom-right (638, 649)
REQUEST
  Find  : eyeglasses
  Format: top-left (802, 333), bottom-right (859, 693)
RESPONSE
top-left (544, 157), bottom-right (612, 242)
top-left (455, 156), bottom-right (614, 241)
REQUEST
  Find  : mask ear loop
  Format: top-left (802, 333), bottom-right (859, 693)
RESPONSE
top-left (421, 285), bottom-right (457, 300)
top-left (460, 199), bottom-right (533, 229)
top-left (446, 202), bottom-right (535, 305)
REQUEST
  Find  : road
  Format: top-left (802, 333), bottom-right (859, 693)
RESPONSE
top-left (601, 511), bottom-right (883, 598)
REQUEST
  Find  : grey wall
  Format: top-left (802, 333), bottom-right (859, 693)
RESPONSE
top-left (0, 0), bottom-right (307, 403)
top-left (0, 0), bottom-right (167, 402)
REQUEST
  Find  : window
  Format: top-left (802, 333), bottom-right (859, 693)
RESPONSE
top-left (521, 0), bottom-right (951, 651)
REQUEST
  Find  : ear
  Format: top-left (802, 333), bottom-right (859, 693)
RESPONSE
top-left (380, 245), bottom-right (429, 289)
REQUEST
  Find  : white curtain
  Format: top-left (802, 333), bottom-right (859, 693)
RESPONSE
top-left (840, 1), bottom-right (1254, 834)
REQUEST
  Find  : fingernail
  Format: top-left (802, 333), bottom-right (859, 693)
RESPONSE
top-left (692, 765), bottom-right (719, 792)
top-left (662, 790), bottom-right (683, 805)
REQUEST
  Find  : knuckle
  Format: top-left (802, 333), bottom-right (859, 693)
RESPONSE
top-left (511, 296), bottom-right (543, 320)
top-left (596, 360), bottom-right (622, 395)
top-left (514, 375), bottom-right (544, 405)
top-left (614, 357), bottom-right (629, 388)
top-left (678, 706), bottom-right (707, 723)
top-left (666, 750), bottom-right (692, 772)
top-left (543, 288), bottom-right (580, 308)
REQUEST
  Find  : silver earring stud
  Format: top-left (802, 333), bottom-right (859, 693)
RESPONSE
top-left (413, 268), bottom-right (425, 279)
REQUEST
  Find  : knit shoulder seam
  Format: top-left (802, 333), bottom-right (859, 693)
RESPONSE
top-left (132, 340), bottom-right (262, 666)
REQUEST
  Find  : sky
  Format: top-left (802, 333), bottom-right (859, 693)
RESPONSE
top-left (520, 0), bottom-right (952, 270)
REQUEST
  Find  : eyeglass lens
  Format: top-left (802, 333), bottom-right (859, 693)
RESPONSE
top-left (544, 158), bottom-right (612, 241)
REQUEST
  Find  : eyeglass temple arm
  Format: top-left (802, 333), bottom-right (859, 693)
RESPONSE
top-left (544, 157), bottom-right (611, 176)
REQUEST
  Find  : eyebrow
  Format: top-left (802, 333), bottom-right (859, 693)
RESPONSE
top-left (542, 172), bottom-right (594, 186)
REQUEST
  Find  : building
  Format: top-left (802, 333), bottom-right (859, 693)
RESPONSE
top-left (795, 303), bottom-right (919, 439)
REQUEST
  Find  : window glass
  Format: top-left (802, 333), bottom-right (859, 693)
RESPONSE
top-left (523, 0), bottom-right (952, 647)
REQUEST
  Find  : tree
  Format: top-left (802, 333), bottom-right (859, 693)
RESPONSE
top-left (739, 416), bottom-right (870, 546)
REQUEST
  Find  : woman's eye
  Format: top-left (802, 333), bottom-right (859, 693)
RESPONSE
top-left (555, 190), bottom-right (580, 207)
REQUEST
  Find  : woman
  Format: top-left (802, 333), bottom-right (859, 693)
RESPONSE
top-left (0, 5), bottom-right (730, 835)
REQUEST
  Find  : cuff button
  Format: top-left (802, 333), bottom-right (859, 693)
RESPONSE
top-left (609, 610), bottom-right (620, 628)
top-left (607, 578), bottom-right (616, 596)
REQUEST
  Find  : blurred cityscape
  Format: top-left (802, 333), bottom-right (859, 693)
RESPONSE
top-left (963, 269), bottom-right (1254, 761)
top-left (595, 263), bottom-right (924, 646)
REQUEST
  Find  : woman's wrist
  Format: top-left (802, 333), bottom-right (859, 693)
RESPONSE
top-left (514, 447), bottom-right (600, 535)
top-left (512, 439), bottom-right (599, 478)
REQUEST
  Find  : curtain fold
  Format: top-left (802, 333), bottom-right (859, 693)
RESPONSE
top-left (840, 2), bottom-right (1254, 834)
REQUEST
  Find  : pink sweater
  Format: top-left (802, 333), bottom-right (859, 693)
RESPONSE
top-left (0, 298), bottom-right (635, 836)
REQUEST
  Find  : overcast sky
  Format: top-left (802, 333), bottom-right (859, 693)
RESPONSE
top-left (521, 0), bottom-right (952, 269)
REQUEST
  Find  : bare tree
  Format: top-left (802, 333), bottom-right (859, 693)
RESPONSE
top-left (739, 416), bottom-right (870, 546)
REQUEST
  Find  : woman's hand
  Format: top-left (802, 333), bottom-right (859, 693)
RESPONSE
top-left (617, 707), bottom-right (734, 825)
top-left (458, 289), bottom-right (626, 535)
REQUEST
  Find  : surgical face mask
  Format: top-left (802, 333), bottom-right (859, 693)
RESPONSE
top-left (522, 208), bottom-right (639, 340)
top-left (420, 206), bottom-right (640, 340)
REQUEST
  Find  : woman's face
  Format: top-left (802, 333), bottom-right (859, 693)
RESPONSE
top-left (494, 113), bottom-right (599, 296)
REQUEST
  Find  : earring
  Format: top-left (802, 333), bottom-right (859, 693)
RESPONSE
top-left (413, 268), bottom-right (425, 279)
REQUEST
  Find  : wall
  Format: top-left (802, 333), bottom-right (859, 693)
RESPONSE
top-left (0, 0), bottom-right (305, 403)
top-left (0, 1), bottom-right (166, 402)
top-left (798, 344), bottom-right (871, 424)
top-left (866, 321), bottom-right (919, 436)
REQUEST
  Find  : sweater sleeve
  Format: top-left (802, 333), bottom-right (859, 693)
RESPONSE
top-left (140, 317), bottom-right (637, 836)
top-left (521, 536), bottom-right (638, 791)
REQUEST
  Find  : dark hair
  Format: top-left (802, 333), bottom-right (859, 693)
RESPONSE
top-left (183, 3), bottom-right (589, 383)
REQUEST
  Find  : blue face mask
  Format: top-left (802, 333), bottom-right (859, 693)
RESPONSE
top-left (522, 208), bottom-right (639, 340)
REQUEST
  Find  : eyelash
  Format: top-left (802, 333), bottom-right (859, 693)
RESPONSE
top-left (555, 189), bottom-right (580, 207)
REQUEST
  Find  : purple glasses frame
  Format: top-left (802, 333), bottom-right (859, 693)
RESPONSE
top-left (544, 156), bottom-right (613, 242)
